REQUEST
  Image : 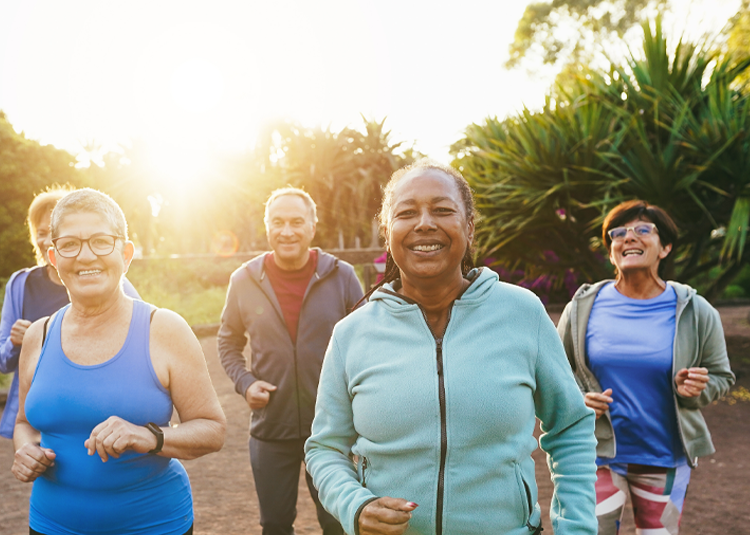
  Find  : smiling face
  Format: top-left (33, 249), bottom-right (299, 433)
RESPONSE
top-left (609, 217), bottom-right (671, 276)
top-left (49, 211), bottom-right (134, 304)
top-left (35, 210), bottom-right (53, 265)
top-left (386, 169), bottom-right (474, 287)
top-left (265, 194), bottom-right (316, 271)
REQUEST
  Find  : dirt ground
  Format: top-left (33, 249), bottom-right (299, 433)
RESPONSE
top-left (0, 307), bottom-right (748, 535)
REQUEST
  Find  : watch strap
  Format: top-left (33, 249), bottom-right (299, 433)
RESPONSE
top-left (145, 422), bottom-right (164, 454)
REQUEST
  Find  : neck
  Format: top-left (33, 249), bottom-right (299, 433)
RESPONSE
top-left (45, 264), bottom-right (63, 286)
top-left (68, 289), bottom-right (130, 323)
top-left (615, 269), bottom-right (666, 299)
top-left (274, 250), bottom-right (311, 271)
top-left (399, 271), bottom-right (468, 337)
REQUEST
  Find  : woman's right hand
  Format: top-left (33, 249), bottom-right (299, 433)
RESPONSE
top-left (584, 388), bottom-right (613, 419)
top-left (358, 497), bottom-right (418, 535)
top-left (10, 319), bottom-right (32, 346)
top-left (11, 442), bottom-right (56, 483)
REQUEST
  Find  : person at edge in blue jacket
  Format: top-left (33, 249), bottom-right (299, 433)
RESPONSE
top-left (305, 159), bottom-right (598, 535)
top-left (0, 186), bottom-right (140, 440)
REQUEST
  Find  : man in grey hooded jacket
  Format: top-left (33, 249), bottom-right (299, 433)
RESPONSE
top-left (218, 187), bottom-right (363, 535)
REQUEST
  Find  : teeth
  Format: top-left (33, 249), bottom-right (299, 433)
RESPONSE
top-left (78, 270), bottom-right (102, 276)
top-left (412, 244), bottom-right (443, 252)
top-left (623, 250), bottom-right (643, 256)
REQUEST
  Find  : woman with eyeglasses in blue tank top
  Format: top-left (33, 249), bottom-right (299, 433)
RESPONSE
top-left (11, 188), bottom-right (226, 535)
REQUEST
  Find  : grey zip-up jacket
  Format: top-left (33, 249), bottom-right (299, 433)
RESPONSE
top-left (557, 280), bottom-right (735, 467)
top-left (218, 248), bottom-right (363, 440)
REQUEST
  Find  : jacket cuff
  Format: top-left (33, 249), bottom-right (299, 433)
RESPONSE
top-left (353, 497), bottom-right (379, 535)
top-left (237, 373), bottom-right (258, 397)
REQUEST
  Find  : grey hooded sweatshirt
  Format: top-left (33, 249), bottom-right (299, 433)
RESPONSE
top-left (557, 280), bottom-right (735, 467)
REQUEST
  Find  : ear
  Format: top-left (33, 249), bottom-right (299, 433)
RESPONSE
top-left (658, 243), bottom-right (672, 260)
top-left (48, 247), bottom-right (58, 269)
top-left (122, 240), bottom-right (135, 273)
top-left (467, 217), bottom-right (475, 244)
top-left (310, 222), bottom-right (317, 240)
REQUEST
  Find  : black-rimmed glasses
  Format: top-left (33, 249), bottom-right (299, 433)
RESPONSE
top-left (52, 235), bottom-right (124, 258)
top-left (607, 223), bottom-right (658, 241)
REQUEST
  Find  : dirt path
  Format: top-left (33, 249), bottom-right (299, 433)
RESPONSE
top-left (1, 308), bottom-right (747, 534)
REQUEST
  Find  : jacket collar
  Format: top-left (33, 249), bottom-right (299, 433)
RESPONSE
top-left (572, 278), bottom-right (695, 306)
top-left (244, 247), bottom-right (338, 282)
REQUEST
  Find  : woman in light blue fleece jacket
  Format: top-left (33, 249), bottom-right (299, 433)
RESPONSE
top-left (305, 160), bottom-right (597, 535)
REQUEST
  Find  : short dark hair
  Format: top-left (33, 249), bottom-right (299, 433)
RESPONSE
top-left (602, 200), bottom-right (679, 252)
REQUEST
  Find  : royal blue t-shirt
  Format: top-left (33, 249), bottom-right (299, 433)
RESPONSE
top-left (586, 282), bottom-right (685, 467)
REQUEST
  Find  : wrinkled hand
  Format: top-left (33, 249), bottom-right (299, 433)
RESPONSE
top-left (245, 381), bottom-right (277, 410)
top-left (12, 442), bottom-right (56, 483)
top-left (675, 367), bottom-right (709, 398)
top-left (584, 388), bottom-right (613, 419)
top-left (10, 319), bottom-right (32, 346)
top-left (84, 416), bottom-right (157, 462)
top-left (358, 497), bottom-right (418, 535)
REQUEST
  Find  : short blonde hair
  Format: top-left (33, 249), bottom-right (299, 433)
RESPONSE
top-left (28, 185), bottom-right (75, 265)
top-left (51, 188), bottom-right (128, 240)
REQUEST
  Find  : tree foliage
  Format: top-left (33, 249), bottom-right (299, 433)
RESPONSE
top-left (507, 0), bottom-right (667, 69)
top-left (457, 17), bottom-right (750, 301)
top-left (0, 112), bottom-right (87, 278)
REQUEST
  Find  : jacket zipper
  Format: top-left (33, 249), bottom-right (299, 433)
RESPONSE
top-left (255, 256), bottom-right (339, 438)
top-left (416, 303), bottom-right (452, 535)
top-left (361, 456), bottom-right (368, 487)
top-left (435, 337), bottom-right (448, 535)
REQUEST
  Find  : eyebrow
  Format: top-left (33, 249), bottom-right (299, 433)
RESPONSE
top-left (394, 196), bottom-right (456, 207)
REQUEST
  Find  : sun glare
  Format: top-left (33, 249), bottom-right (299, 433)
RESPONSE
top-left (170, 59), bottom-right (225, 113)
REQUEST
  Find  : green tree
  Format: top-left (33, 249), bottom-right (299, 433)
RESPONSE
top-left (457, 17), bottom-right (750, 301)
top-left (0, 112), bottom-right (86, 278)
top-left (507, 0), bottom-right (666, 69)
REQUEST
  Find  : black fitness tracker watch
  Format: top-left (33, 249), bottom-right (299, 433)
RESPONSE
top-left (145, 422), bottom-right (164, 454)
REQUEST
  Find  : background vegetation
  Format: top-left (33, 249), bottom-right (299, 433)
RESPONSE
top-left (454, 15), bottom-right (750, 302)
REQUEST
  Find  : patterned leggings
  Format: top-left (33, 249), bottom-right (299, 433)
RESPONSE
top-left (595, 463), bottom-right (691, 535)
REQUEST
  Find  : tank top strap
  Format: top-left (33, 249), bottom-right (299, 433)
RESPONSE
top-left (32, 304), bottom-right (70, 383)
top-left (130, 299), bottom-right (153, 357)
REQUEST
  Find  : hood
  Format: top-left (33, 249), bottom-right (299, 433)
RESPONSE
top-left (244, 247), bottom-right (340, 282)
top-left (368, 267), bottom-right (499, 311)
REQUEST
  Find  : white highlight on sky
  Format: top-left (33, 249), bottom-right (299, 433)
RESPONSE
top-left (0, 0), bottom-right (743, 180)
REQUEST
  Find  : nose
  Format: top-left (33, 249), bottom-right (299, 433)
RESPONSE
top-left (77, 240), bottom-right (98, 260)
top-left (414, 209), bottom-right (437, 232)
top-left (279, 222), bottom-right (295, 236)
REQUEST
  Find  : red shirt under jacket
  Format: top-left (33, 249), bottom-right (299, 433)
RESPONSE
top-left (264, 250), bottom-right (318, 345)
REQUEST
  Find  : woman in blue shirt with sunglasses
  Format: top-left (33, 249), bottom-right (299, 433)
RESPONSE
top-left (557, 200), bottom-right (735, 535)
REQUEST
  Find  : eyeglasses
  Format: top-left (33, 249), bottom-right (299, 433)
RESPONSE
top-left (607, 223), bottom-right (658, 241)
top-left (52, 235), bottom-right (124, 258)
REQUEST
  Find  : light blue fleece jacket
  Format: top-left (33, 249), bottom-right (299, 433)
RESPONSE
top-left (305, 268), bottom-right (597, 535)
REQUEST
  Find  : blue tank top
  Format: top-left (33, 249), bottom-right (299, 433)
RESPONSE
top-left (25, 300), bottom-right (193, 535)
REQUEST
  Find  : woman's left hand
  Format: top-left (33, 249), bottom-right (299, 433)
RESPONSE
top-left (675, 367), bottom-right (709, 398)
top-left (84, 416), bottom-right (158, 462)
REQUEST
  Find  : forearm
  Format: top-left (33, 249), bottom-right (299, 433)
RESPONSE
top-left (0, 340), bottom-right (20, 374)
top-left (158, 417), bottom-right (226, 460)
top-left (218, 342), bottom-right (256, 396)
top-left (13, 421), bottom-right (42, 451)
top-left (541, 412), bottom-right (597, 535)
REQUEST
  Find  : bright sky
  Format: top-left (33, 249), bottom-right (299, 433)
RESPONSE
top-left (0, 0), bottom-right (743, 184)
